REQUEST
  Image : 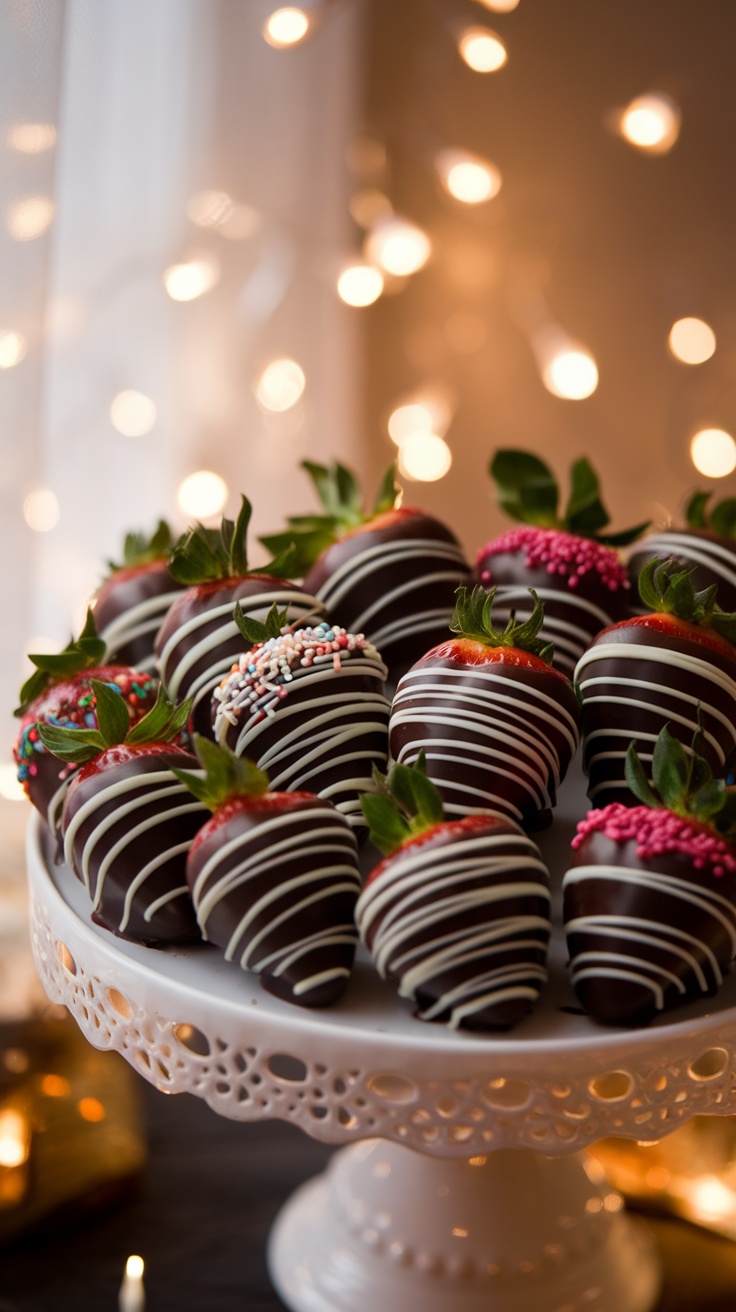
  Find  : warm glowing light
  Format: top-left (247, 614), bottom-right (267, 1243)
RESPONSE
top-left (77, 1097), bottom-right (105, 1123)
top-left (618, 92), bottom-right (680, 154)
top-left (187, 190), bottom-right (260, 241)
top-left (458, 27), bottom-right (508, 73)
top-left (126, 1256), bottom-right (145, 1281)
top-left (7, 122), bottom-right (57, 153)
top-left (690, 1176), bottom-right (736, 1220)
top-left (23, 488), bottom-right (60, 532)
top-left (263, 7), bottom-right (310, 47)
top-left (0, 765), bottom-right (25, 802)
top-left (473, 0), bottom-right (520, 10)
top-left (7, 196), bottom-right (54, 241)
top-left (40, 1074), bottom-right (71, 1098)
top-left (690, 428), bottom-right (736, 478)
top-left (0, 1110), bottom-right (29, 1168)
top-left (120, 1254), bottom-right (145, 1311)
top-left (177, 471), bottom-right (229, 519)
top-left (348, 189), bottom-right (392, 229)
top-left (163, 256), bottom-right (220, 301)
top-left (388, 390), bottom-right (454, 445)
top-left (398, 433), bottom-right (453, 482)
top-left (254, 358), bottom-right (306, 411)
top-left (436, 149), bottom-right (502, 204)
top-left (337, 264), bottom-right (384, 307)
top-left (542, 349), bottom-right (599, 400)
top-left (366, 218), bottom-right (431, 277)
top-left (0, 331), bottom-right (26, 369)
top-left (110, 390), bottom-right (157, 437)
top-left (668, 317), bottom-right (716, 365)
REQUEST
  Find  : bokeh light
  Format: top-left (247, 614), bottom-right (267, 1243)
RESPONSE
top-left (177, 471), bottom-right (229, 518)
top-left (7, 197), bottom-right (54, 241)
top-left (348, 189), bottom-right (393, 229)
top-left (263, 7), bottom-right (310, 47)
top-left (668, 317), bottom-right (716, 365)
top-left (458, 27), bottom-right (508, 73)
top-left (0, 331), bottom-right (27, 369)
top-left (388, 389), bottom-right (454, 445)
top-left (690, 428), bottom-right (736, 478)
top-left (110, 391), bottom-right (157, 437)
top-left (473, 0), bottom-right (520, 10)
top-left (436, 149), bottom-right (502, 204)
top-left (254, 358), bottom-right (306, 411)
top-left (7, 123), bottom-right (57, 153)
top-left (187, 190), bottom-right (260, 241)
top-left (23, 488), bottom-right (60, 532)
top-left (0, 765), bottom-right (26, 802)
top-left (398, 433), bottom-right (453, 481)
top-left (365, 217), bottom-right (431, 277)
top-left (618, 92), bottom-right (680, 155)
top-left (163, 256), bottom-right (220, 301)
top-left (337, 264), bottom-right (384, 307)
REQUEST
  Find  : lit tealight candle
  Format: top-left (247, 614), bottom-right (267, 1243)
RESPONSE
top-left (119, 1255), bottom-right (145, 1312)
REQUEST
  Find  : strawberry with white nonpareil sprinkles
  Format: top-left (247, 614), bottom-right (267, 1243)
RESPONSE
top-left (155, 495), bottom-right (325, 738)
top-left (14, 608), bottom-right (158, 834)
top-left (213, 604), bottom-right (389, 829)
top-left (260, 460), bottom-right (472, 685)
top-left (389, 584), bottom-right (580, 830)
top-left (476, 450), bottom-right (648, 676)
top-left (357, 754), bottom-right (552, 1031)
top-left (575, 557), bottom-right (736, 808)
top-left (38, 680), bottom-right (204, 946)
top-left (173, 737), bottom-right (361, 1007)
top-left (563, 723), bottom-right (736, 1027)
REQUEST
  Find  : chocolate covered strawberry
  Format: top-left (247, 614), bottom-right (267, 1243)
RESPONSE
top-left (39, 680), bottom-right (204, 945)
top-left (389, 585), bottom-right (580, 830)
top-left (260, 460), bottom-right (471, 685)
top-left (357, 754), bottom-right (552, 1030)
top-left (629, 490), bottom-right (736, 614)
top-left (155, 495), bottom-right (325, 738)
top-left (476, 451), bottom-right (648, 676)
top-left (14, 608), bottom-right (158, 832)
top-left (563, 724), bottom-right (736, 1027)
top-left (94, 519), bottom-right (186, 673)
top-left (576, 558), bottom-right (736, 808)
top-left (212, 603), bottom-right (389, 829)
top-left (172, 736), bottom-right (361, 1007)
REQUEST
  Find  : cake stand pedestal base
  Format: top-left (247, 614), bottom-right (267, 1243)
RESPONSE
top-left (268, 1140), bottom-right (662, 1312)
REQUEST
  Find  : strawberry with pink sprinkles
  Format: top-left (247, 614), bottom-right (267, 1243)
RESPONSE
top-left (475, 450), bottom-right (646, 677)
top-left (563, 722), bottom-right (736, 1027)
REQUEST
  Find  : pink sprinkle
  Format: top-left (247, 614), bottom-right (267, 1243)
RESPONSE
top-left (572, 803), bottom-right (736, 879)
top-left (477, 527), bottom-right (629, 593)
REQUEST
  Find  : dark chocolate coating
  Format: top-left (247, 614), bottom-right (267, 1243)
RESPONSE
top-left (563, 828), bottom-right (736, 1026)
top-left (186, 795), bottom-right (360, 1007)
top-left (94, 561), bottom-right (186, 672)
top-left (357, 818), bottom-right (551, 1030)
top-left (61, 747), bottom-right (206, 946)
top-left (154, 576), bottom-right (325, 737)
top-left (577, 621), bottom-right (736, 807)
top-left (476, 550), bottom-right (629, 678)
top-left (628, 529), bottom-right (736, 614)
top-left (389, 655), bottom-right (580, 829)
top-left (303, 512), bottom-right (471, 685)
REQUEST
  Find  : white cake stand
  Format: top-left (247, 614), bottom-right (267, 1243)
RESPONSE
top-left (25, 766), bottom-right (736, 1312)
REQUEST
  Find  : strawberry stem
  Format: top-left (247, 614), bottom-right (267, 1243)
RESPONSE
top-left (451, 585), bottom-right (554, 663)
top-left (637, 556), bottom-right (736, 643)
top-left (625, 719), bottom-right (736, 838)
top-left (361, 752), bottom-right (444, 856)
top-left (170, 734), bottom-right (270, 811)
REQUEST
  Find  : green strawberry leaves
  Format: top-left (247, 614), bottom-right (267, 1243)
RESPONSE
top-left (360, 751), bottom-right (445, 856)
top-left (37, 679), bottom-right (191, 764)
top-left (233, 600), bottom-right (288, 647)
top-left (168, 496), bottom-right (296, 585)
top-left (259, 460), bottom-right (400, 576)
top-left (625, 720), bottom-right (736, 838)
top-left (107, 520), bottom-right (176, 573)
top-left (15, 608), bottom-right (107, 717)
top-left (450, 584), bottom-right (555, 663)
top-left (686, 490), bottom-right (736, 539)
top-left (637, 556), bottom-right (736, 643)
top-left (489, 449), bottom-right (649, 546)
top-left (170, 734), bottom-right (270, 811)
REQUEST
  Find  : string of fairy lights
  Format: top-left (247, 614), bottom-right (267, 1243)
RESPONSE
top-left (8, 0), bottom-right (734, 548)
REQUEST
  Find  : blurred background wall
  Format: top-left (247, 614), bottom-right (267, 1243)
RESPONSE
top-left (4, 0), bottom-right (736, 783)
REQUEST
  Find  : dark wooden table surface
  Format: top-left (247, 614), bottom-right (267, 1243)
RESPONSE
top-left (3, 1068), bottom-right (736, 1312)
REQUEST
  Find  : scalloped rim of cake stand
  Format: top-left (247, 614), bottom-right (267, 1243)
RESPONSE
top-left (27, 809), bottom-right (736, 1159)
